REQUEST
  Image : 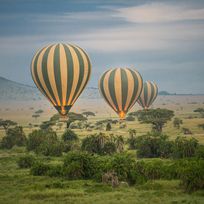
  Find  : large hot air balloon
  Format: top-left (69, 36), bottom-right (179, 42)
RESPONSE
top-left (137, 81), bottom-right (158, 110)
top-left (99, 68), bottom-right (143, 119)
top-left (31, 43), bottom-right (91, 116)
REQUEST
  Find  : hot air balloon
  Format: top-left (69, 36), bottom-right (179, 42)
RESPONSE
top-left (99, 68), bottom-right (143, 119)
top-left (137, 81), bottom-right (158, 110)
top-left (31, 43), bottom-right (91, 116)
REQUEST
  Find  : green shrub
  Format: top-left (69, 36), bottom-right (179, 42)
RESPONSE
top-left (63, 151), bottom-right (96, 179)
top-left (37, 140), bottom-right (63, 156)
top-left (110, 153), bottom-right (135, 182)
top-left (61, 129), bottom-right (78, 141)
top-left (93, 156), bottom-right (112, 181)
top-left (81, 133), bottom-right (118, 155)
top-left (178, 159), bottom-right (204, 193)
top-left (81, 134), bottom-right (103, 154)
top-left (136, 132), bottom-right (173, 158)
top-left (106, 123), bottom-right (111, 131)
top-left (17, 154), bottom-right (36, 168)
top-left (30, 162), bottom-right (50, 176)
top-left (172, 136), bottom-right (198, 158)
top-left (195, 145), bottom-right (204, 159)
top-left (27, 129), bottom-right (53, 151)
top-left (27, 129), bottom-right (63, 156)
top-left (63, 141), bottom-right (80, 152)
top-left (1, 126), bottom-right (26, 149)
top-left (47, 164), bottom-right (63, 177)
top-left (126, 116), bottom-right (135, 121)
top-left (102, 142), bottom-right (116, 155)
top-left (131, 159), bottom-right (182, 183)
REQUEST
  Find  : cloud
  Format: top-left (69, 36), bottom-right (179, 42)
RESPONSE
top-left (0, 21), bottom-right (203, 55)
top-left (113, 3), bottom-right (204, 23)
top-left (72, 23), bottom-right (204, 52)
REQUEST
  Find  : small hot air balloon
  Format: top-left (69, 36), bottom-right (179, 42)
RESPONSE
top-left (137, 81), bottom-right (158, 110)
top-left (99, 68), bottom-right (143, 119)
top-left (31, 43), bottom-right (91, 116)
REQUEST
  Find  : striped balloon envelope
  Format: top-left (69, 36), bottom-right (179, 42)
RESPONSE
top-left (137, 81), bottom-right (158, 110)
top-left (31, 43), bottom-right (91, 116)
top-left (99, 68), bottom-right (143, 119)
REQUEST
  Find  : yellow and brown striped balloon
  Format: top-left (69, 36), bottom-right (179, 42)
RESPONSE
top-left (99, 68), bottom-right (143, 119)
top-left (31, 43), bottom-right (91, 116)
top-left (137, 81), bottom-right (158, 110)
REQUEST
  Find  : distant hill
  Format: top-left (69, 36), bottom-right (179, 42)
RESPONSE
top-left (0, 76), bottom-right (40, 101)
top-left (1, 76), bottom-right (200, 102)
top-left (0, 76), bottom-right (100, 101)
top-left (158, 91), bottom-right (171, 95)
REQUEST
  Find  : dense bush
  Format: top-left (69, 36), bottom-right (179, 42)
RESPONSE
top-left (136, 132), bottom-right (173, 158)
top-left (30, 162), bottom-right (50, 176)
top-left (63, 140), bottom-right (80, 152)
top-left (172, 136), bottom-right (198, 158)
top-left (81, 133), bottom-right (123, 155)
top-left (106, 123), bottom-right (111, 131)
top-left (61, 129), bottom-right (78, 141)
top-left (1, 126), bottom-right (26, 149)
top-left (27, 129), bottom-right (50, 151)
top-left (126, 116), bottom-right (135, 121)
top-left (110, 153), bottom-right (135, 182)
top-left (36, 140), bottom-right (63, 156)
top-left (27, 150), bottom-right (204, 193)
top-left (93, 156), bottom-right (112, 181)
top-left (195, 145), bottom-right (204, 159)
top-left (102, 142), bottom-right (117, 155)
top-left (81, 133), bottom-right (105, 154)
top-left (63, 151), bottom-right (96, 179)
top-left (17, 154), bottom-right (36, 168)
top-left (178, 159), bottom-right (204, 193)
top-left (27, 129), bottom-right (63, 156)
top-left (47, 164), bottom-right (63, 177)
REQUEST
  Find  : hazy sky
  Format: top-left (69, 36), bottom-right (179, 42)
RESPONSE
top-left (0, 0), bottom-right (204, 93)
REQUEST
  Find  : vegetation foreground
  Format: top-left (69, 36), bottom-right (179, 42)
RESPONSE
top-left (0, 108), bottom-right (204, 204)
top-left (0, 148), bottom-right (203, 204)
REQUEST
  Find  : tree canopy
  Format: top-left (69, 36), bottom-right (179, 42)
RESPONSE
top-left (0, 119), bottom-right (17, 131)
top-left (137, 108), bottom-right (174, 132)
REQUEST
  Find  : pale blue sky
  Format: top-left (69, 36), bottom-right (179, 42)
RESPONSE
top-left (0, 0), bottom-right (204, 93)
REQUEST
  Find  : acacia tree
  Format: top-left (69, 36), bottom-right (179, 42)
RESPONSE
top-left (66, 112), bottom-right (87, 128)
top-left (194, 108), bottom-right (204, 118)
top-left (137, 108), bottom-right (174, 132)
top-left (35, 109), bottom-right (44, 114)
top-left (1, 126), bottom-right (26, 149)
top-left (49, 112), bottom-right (87, 128)
top-left (0, 119), bottom-right (17, 132)
top-left (82, 111), bottom-right (96, 117)
top-left (40, 120), bottom-right (55, 130)
top-left (32, 114), bottom-right (40, 120)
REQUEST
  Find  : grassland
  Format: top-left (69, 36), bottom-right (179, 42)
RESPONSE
top-left (0, 147), bottom-right (204, 204)
top-left (0, 95), bottom-right (204, 203)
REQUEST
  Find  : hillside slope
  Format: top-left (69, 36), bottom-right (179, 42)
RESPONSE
top-left (0, 76), bottom-right (100, 101)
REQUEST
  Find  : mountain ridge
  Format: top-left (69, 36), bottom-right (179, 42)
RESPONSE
top-left (0, 76), bottom-right (203, 102)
